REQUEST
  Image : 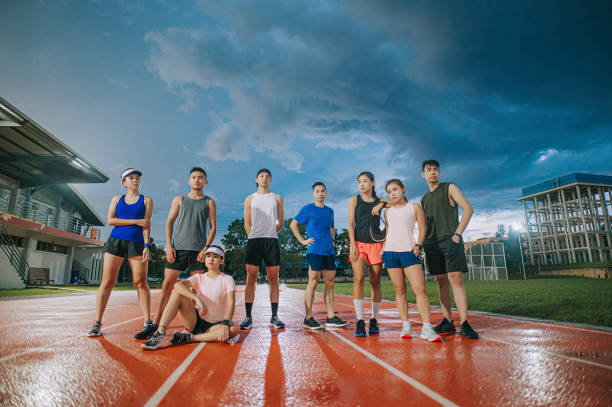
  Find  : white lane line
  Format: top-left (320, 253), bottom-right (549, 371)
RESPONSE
top-left (333, 297), bottom-right (612, 370)
top-left (0, 315), bottom-right (145, 363)
top-left (284, 304), bottom-right (457, 407)
top-left (324, 291), bottom-right (612, 335)
top-left (329, 331), bottom-right (458, 407)
top-left (144, 343), bottom-right (206, 407)
top-left (480, 335), bottom-right (612, 371)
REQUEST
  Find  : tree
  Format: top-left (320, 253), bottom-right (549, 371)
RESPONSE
top-left (335, 228), bottom-right (350, 269)
top-left (222, 218), bottom-right (248, 250)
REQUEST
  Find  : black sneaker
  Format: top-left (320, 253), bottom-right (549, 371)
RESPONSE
top-left (87, 321), bottom-right (102, 337)
top-left (325, 316), bottom-right (348, 328)
top-left (239, 317), bottom-right (253, 330)
top-left (368, 318), bottom-right (380, 334)
top-left (270, 316), bottom-right (285, 329)
top-left (433, 317), bottom-right (456, 334)
top-left (171, 331), bottom-right (193, 345)
top-left (141, 331), bottom-right (168, 350)
top-left (459, 321), bottom-right (479, 339)
top-left (354, 319), bottom-right (367, 337)
top-left (134, 321), bottom-right (158, 340)
top-left (303, 317), bottom-right (323, 330)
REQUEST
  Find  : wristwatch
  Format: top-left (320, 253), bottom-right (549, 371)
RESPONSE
top-left (221, 319), bottom-right (231, 327)
top-left (454, 232), bottom-right (462, 239)
top-left (144, 243), bottom-right (151, 247)
top-left (415, 243), bottom-right (423, 249)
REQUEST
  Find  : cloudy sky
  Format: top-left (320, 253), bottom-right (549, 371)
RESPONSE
top-left (1, 0), bottom-right (611, 243)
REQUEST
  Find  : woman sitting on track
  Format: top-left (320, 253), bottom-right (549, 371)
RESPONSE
top-left (142, 245), bottom-right (239, 350)
top-left (379, 179), bottom-right (441, 342)
top-left (88, 168), bottom-right (154, 338)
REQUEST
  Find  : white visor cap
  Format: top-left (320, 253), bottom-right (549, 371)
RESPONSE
top-left (121, 168), bottom-right (142, 179)
top-left (205, 246), bottom-right (225, 258)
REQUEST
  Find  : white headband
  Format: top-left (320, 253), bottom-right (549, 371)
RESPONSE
top-left (205, 246), bottom-right (224, 258)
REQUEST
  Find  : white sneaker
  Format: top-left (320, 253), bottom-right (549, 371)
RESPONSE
top-left (400, 324), bottom-right (413, 339)
top-left (420, 325), bottom-right (442, 342)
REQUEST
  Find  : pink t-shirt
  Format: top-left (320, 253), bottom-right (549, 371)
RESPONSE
top-left (187, 272), bottom-right (235, 322)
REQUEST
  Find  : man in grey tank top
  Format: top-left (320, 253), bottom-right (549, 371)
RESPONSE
top-left (150, 167), bottom-right (217, 335)
top-left (421, 160), bottom-right (479, 339)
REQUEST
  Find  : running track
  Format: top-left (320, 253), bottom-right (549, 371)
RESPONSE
top-left (0, 286), bottom-right (610, 406)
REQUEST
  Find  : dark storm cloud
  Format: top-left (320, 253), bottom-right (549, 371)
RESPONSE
top-left (147, 0), bottom-right (611, 211)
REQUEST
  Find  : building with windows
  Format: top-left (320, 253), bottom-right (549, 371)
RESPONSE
top-left (0, 97), bottom-right (109, 288)
top-left (464, 237), bottom-right (508, 280)
top-left (517, 173), bottom-right (612, 265)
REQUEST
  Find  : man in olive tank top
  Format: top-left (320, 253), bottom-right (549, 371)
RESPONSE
top-left (150, 167), bottom-right (217, 336)
top-left (421, 160), bottom-right (479, 339)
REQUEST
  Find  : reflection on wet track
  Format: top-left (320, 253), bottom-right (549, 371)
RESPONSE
top-left (0, 285), bottom-right (610, 406)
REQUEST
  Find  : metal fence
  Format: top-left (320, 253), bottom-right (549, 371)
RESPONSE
top-left (465, 241), bottom-right (508, 280)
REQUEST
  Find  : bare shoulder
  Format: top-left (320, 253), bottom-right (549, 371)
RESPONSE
top-left (144, 196), bottom-right (153, 204)
top-left (244, 194), bottom-right (253, 205)
top-left (348, 195), bottom-right (357, 206)
top-left (208, 197), bottom-right (216, 206)
top-left (275, 193), bottom-right (283, 203)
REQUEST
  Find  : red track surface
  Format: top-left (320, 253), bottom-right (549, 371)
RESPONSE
top-left (1, 286), bottom-right (611, 406)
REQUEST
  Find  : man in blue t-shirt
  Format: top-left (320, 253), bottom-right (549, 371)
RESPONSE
top-left (290, 182), bottom-right (348, 330)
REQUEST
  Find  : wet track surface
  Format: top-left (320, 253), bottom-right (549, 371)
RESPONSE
top-left (0, 286), bottom-right (611, 406)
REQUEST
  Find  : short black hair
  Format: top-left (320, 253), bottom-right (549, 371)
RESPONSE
top-left (190, 166), bottom-right (207, 177)
top-left (256, 168), bottom-right (271, 177)
top-left (312, 181), bottom-right (326, 190)
top-left (421, 160), bottom-right (440, 171)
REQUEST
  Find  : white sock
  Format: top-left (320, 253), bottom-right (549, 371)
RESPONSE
top-left (402, 321), bottom-right (411, 330)
top-left (353, 299), bottom-right (363, 320)
top-left (422, 322), bottom-right (432, 330)
top-left (372, 302), bottom-right (381, 319)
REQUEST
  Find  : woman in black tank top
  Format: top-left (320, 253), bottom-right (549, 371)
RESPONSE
top-left (347, 171), bottom-right (384, 337)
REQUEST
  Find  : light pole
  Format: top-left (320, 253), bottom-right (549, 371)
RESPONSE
top-left (513, 223), bottom-right (526, 280)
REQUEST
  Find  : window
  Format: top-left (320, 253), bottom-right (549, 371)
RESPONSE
top-left (36, 241), bottom-right (68, 255)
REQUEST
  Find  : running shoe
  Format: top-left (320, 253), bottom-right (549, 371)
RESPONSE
top-left (400, 324), bottom-right (413, 339)
top-left (87, 321), bottom-right (102, 337)
top-left (354, 319), bottom-right (367, 337)
top-left (368, 318), bottom-right (380, 334)
top-left (239, 317), bottom-right (253, 330)
top-left (134, 321), bottom-right (158, 340)
top-left (270, 316), bottom-right (285, 329)
top-left (141, 331), bottom-right (168, 350)
top-left (325, 316), bottom-right (348, 328)
top-left (459, 321), bottom-right (479, 339)
top-left (433, 317), bottom-right (456, 334)
top-left (303, 317), bottom-right (323, 330)
top-left (420, 325), bottom-right (442, 342)
top-left (171, 331), bottom-right (193, 345)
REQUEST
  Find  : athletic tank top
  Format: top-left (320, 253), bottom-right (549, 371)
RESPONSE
top-left (172, 195), bottom-right (210, 251)
top-left (421, 182), bottom-right (459, 244)
top-left (384, 203), bottom-right (417, 252)
top-left (110, 194), bottom-right (145, 242)
top-left (354, 194), bottom-right (381, 243)
top-left (249, 192), bottom-right (278, 239)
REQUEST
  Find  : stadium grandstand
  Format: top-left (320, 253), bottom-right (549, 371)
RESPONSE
top-left (0, 97), bottom-right (109, 288)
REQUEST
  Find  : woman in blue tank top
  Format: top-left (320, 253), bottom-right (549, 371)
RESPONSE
top-left (87, 168), bottom-right (156, 340)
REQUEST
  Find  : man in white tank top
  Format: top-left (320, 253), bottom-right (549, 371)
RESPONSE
top-left (240, 168), bottom-right (285, 330)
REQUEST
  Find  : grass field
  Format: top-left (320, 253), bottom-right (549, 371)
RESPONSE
top-left (0, 283), bottom-right (162, 298)
top-left (289, 279), bottom-right (612, 327)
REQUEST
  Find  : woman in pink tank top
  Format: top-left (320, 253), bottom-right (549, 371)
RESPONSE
top-left (381, 179), bottom-right (441, 342)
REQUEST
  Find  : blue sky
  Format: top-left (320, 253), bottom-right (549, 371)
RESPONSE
top-left (1, 0), bottom-right (611, 243)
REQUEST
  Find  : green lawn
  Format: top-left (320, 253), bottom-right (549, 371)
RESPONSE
top-left (0, 283), bottom-right (162, 298)
top-left (288, 279), bottom-right (612, 327)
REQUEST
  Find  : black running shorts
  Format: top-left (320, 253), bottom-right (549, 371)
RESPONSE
top-left (165, 250), bottom-right (205, 272)
top-left (244, 238), bottom-right (280, 267)
top-left (423, 237), bottom-right (468, 275)
top-left (192, 309), bottom-right (222, 335)
top-left (104, 236), bottom-right (144, 258)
